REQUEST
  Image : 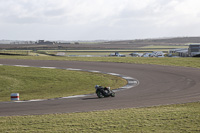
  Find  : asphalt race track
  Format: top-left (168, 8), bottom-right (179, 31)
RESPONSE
top-left (0, 59), bottom-right (200, 116)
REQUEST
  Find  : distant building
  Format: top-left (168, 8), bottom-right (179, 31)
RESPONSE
top-left (169, 48), bottom-right (188, 57)
top-left (169, 44), bottom-right (200, 57)
top-left (36, 40), bottom-right (54, 45)
top-left (109, 52), bottom-right (126, 57)
top-left (188, 44), bottom-right (200, 57)
top-left (74, 42), bottom-right (79, 44)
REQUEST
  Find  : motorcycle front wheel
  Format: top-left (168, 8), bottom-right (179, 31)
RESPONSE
top-left (111, 91), bottom-right (115, 97)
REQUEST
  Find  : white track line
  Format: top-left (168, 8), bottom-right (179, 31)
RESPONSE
top-left (61, 95), bottom-right (87, 99)
top-left (66, 68), bottom-right (82, 71)
top-left (123, 77), bottom-right (134, 80)
top-left (107, 73), bottom-right (120, 76)
top-left (121, 86), bottom-right (133, 89)
top-left (14, 65), bottom-right (30, 67)
top-left (40, 67), bottom-right (56, 69)
top-left (88, 70), bottom-right (100, 73)
top-left (128, 81), bottom-right (138, 84)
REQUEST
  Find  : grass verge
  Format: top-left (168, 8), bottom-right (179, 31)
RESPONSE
top-left (0, 102), bottom-right (199, 132)
top-left (0, 50), bottom-right (31, 56)
top-left (0, 55), bottom-right (200, 68)
top-left (140, 45), bottom-right (189, 49)
top-left (0, 65), bottom-right (127, 101)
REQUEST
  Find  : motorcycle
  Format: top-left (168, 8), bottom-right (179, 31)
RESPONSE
top-left (95, 85), bottom-right (115, 98)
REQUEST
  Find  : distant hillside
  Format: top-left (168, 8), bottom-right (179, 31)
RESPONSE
top-left (107, 37), bottom-right (200, 47)
top-left (1, 37), bottom-right (200, 50)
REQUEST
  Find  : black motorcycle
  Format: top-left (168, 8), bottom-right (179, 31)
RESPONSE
top-left (95, 85), bottom-right (115, 98)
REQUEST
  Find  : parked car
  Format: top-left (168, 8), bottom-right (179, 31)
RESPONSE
top-left (109, 52), bottom-right (126, 57)
top-left (130, 53), bottom-right (143, 57)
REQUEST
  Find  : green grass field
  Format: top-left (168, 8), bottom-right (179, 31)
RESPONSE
top-left (0, 65), bottom-right (126, 101)
top-left (140, 45), bottom-right (189, 49)
top-left (0, 50), bottom-right (31, 55)
top-left (1, 55), bottom-right (200, 68)
top-left (0, 102), bottom-right (199, 132)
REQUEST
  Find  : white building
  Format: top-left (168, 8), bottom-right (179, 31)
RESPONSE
top-left (188, 44), bottom-right (200, 57)
top-left (169, 48), bottom-right (188, 57)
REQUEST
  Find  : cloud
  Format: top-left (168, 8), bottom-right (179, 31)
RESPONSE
top-left (0, 0), bottom-right (200, 40)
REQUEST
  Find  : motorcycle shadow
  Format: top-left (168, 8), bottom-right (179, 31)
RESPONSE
top-left (81, 97), bottom-right (111, 100)
top-left (81, 97), bottom-right (99, 100)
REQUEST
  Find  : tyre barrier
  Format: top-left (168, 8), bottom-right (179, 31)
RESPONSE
top-left (11, 93), bottom-right (19, 101)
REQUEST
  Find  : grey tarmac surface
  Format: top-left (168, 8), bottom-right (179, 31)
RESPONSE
top-left (0, 59), bottom-right (200, 116)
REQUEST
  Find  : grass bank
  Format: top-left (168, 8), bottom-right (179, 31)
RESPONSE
top-left (0, 102), bottom-right (199, 132)
top-left (140, 45), bottom-right (189, 49)
top-left (1, 55), bottom-right (200, 68)
top-left (0, 50), bottom-right (31, 56)
top-left (0, 65), bottom-right (126, 101)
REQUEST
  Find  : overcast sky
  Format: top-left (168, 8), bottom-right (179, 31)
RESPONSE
top-left (0, 0), bottom-right (200, 40)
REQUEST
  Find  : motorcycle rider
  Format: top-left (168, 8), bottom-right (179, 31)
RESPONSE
top-left (95, 85), bottom-right (111, 95)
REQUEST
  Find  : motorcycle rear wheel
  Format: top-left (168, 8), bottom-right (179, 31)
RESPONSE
top-left (97, 91), bottom-right (104, 98)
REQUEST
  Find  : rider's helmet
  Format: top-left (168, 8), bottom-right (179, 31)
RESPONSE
top-left (95, 85), bottom-right (99, 89)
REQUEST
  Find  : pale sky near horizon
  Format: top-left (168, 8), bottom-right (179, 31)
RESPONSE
top-left (0, 0), bottom-right (200, 40)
